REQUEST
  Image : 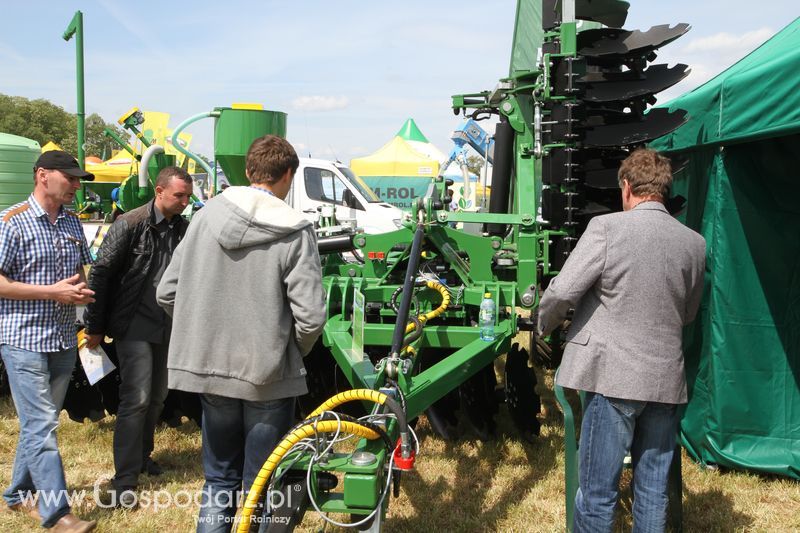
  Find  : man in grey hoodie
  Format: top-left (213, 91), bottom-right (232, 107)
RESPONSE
top-left (156, 135), bottom-right (326, 532)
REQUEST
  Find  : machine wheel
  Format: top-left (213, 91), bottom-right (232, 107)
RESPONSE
top-left (505, 343), bottom-right (541, 442)
top-left (459, 364), bottom-right (499, 440)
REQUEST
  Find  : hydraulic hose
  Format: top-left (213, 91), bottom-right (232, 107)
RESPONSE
top-left (403, 279), bottom-right (450, 335)
top-left (403, 316), bottom-right (424, 346)
top-left (306, 389), bottom-right (411, 460)
top-left (237, 419), bottom-right (380, 533)
top-left (389, 224), bottom-right (425, 358)
top-left (292, 411), bottom-right (394, 450)
top-left (306, 389), bottom-right (404, 427)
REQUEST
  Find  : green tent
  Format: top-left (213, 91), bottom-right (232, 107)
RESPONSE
top-left (395, 118), bottom-right (429, 143)
top-left (651, 18), bottom-right (800, 479)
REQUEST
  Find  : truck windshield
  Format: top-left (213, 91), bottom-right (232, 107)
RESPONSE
top-left (338, 166), bottom-right (381, 202)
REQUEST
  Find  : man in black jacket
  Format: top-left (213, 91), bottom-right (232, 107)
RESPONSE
top-left (84, 166), bottom-right (192, 505)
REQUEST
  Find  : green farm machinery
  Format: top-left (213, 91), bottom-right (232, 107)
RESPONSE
top-left (226, 1), bottom-right (691, 531)
top-left (74, 105), bottom-right (287, 220)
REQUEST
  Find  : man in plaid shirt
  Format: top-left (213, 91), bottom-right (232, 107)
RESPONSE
top-left (0, 151), bottom-right (97, 532)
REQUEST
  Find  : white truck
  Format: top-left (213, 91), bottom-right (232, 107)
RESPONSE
top-left (288, 158), bottom-right (404, 234)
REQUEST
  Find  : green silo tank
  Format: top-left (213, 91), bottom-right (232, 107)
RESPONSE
top-left (214, 107), bottom-right (287, 186)
top-left (0, 133), bottom-right (40, 211)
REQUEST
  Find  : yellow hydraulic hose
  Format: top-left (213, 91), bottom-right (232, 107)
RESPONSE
top-left (306, 389), bottom-right (390, 419)
top-left (404, 280), bottom-right (450, 334)
top-left (237, 419), bottom-right (380, 533)
top-left (400, 345), bottom-right (416, 357)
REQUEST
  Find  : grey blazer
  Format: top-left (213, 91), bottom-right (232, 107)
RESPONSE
top-left (537, 202), bottom-right (706, 404)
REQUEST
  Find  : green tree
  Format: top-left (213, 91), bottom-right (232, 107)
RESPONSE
top-left (85, 113), bottom-right (128, 159)
top-left (0, 93), bottom-right (128, 159)
top-left (0, 94), bottom-right (77, 153)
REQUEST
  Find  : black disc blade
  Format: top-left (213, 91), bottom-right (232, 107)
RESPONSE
top-left (504, 344), bottom-right (541, 442)
top-left (585, 167), bottom-right (621, 189)
top-left (582, 64), bottom-right (690, 103)
top-left (576, 0), bottom-right (630, 28)
top-left (578, 23), bottom-right (691, 59)
top-left (543, 0), bottom-right (629, 30)
top-left (583, 108), bottom-right (688, 147)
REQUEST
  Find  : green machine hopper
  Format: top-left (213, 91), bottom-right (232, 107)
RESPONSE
top-left (213, 106), bottom-right (287, 186)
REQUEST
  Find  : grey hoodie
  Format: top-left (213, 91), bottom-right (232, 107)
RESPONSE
top-left (156, 186), bottom-right (326, 401)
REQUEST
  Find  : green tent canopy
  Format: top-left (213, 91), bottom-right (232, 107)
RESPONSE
top-left (395, 118), bottom-right (429, 143)
top-left (655, 17), bottom-right (800, 150)
top-left (651, 17), bottom-right (800, 479)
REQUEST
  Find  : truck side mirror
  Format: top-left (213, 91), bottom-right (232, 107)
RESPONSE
top-left (341, 188), bottom-right (358, 209)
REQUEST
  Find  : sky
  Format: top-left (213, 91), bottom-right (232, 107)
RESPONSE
top-left (1, 1), bottom-right (798, 165)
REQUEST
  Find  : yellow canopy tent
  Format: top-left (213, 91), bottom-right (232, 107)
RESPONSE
top-left (41, 141), bottom-right (62, 152)
top-left (350, 136), bottom-right (439, 177)
top-left (85, 149), bottom-right (136, 183)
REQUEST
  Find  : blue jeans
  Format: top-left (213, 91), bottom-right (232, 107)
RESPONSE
top-left (113, 340), bottom-right (169, 489)
top-left (575, 392), bottom-right (679, 533)
top-left (196, 394), bottom-right (294, 533)
top-left (1, 345), bottom-right (76, 527)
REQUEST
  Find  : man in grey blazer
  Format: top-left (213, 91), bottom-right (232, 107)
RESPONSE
top-left (538, 148), bottom-right (705, 532)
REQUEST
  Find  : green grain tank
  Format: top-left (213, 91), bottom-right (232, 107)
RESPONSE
top-left (213, 107), bottom-right (287, 185)
top-left (0, 133), bottom-right (40, 211)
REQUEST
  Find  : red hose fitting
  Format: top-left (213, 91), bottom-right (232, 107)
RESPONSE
top-left (393, 439), bottom-right (416, 471)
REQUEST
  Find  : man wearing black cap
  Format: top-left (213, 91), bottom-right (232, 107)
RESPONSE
top-left (0, 150), bottom-right (98, 532)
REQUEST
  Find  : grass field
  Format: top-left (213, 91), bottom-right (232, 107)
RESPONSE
top-left (1, 370), bottom-right (799, 532)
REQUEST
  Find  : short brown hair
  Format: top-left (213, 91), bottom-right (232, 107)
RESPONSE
top-left (156, 166), bottom-right (192, 188)
top-left (245, 135), bottom-right (299, 185)
top-left (617, 148), bottom-right (672, 199)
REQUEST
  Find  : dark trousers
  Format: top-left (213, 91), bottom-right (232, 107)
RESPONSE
top-left (112, 340), bottom-right (169, 489)
top-left (196, 394), bottom-right (294, 533)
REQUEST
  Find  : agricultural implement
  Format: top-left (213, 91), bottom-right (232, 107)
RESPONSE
top-left (228, 1), bottom-right (691, 531)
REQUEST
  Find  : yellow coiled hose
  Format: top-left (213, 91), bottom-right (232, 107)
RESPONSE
top-left (306, 388), bottom-right (390, 419)
top-left (238, 389), bottom-right (404, 532)
top-left (404, 280), bottom-right (450, 334)
top-left (236, 419), bottom-right (380, 533)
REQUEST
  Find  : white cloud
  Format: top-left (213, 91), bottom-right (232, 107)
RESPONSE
top-left (683, 28), bottom-right (773, 54)
top-left (291, 96), bottom-right (349, 112)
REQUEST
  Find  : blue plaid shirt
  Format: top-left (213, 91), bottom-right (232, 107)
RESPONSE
top-left (0, 195), bottom-right (93, 351)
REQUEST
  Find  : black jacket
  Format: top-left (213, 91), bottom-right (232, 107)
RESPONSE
top-left (84, 201), bottom-right (188, 339)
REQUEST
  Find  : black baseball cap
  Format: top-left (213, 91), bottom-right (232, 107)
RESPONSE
top-left (34, 150), bottom-right (95, 181)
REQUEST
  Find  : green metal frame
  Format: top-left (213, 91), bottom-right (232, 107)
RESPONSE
top-left (63, 11), bottom-right (86, 209)
top-left (278, 2), bottom-right (562, 521)
top-left (273, 2), bottom-right (688, 529)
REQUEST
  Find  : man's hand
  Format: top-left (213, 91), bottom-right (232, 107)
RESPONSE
top-left (85, 333), bottom-right (104, 349)
top-left (49, 274), bottom-right (96, 304)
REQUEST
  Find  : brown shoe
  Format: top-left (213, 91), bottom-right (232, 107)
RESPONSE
top-left (50, 513), bottom-right (97, 533)
top-left (7, 500), bottom-right (42, 522)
